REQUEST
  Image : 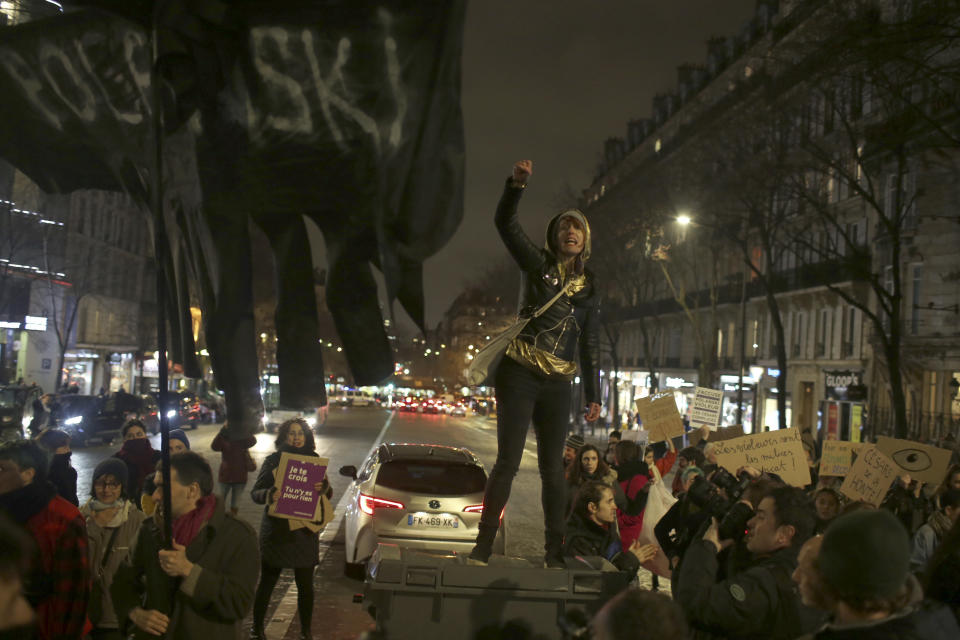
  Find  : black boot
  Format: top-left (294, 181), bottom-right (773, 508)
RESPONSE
top-left (468, 522), bottom-right (499, 565)
top-left (543, 531), bottom-right (565, 569)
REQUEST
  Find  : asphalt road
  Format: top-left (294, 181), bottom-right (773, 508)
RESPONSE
top-left (69, 407), bottom-right (663, 639)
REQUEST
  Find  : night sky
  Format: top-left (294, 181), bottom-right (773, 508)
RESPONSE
top-left (416, 0), bottom-right (757, 328)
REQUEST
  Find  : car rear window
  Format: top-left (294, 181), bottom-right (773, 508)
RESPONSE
top-left (375, 461), bottom-right (486, 495)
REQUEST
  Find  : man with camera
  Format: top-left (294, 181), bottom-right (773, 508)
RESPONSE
top-left (674, 484), bottom-right (822, 640)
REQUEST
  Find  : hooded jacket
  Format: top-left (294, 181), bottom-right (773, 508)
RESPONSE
top-left (494, 179), bottom-right (601, 403)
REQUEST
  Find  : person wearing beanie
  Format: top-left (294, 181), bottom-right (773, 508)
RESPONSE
top-left (35, 428), bottom-right (79, 506)
top-left (80, 458), bottom-right (147, 638)
top-left (168, 429), bottom-right (190, 454)
top-left (113, 420), bottom-right (160, 508)
top-left (563, 433), bottom-right (586, 468)
top-left (468, 159), bottom-right (602, 570)
top-left (675, 485), bottom-right (823, 640)
top-left (800, 508), bottom-right (960, 639)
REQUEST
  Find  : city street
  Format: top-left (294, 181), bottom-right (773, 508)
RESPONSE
top-left (70, 405), bottom-right (598, 639)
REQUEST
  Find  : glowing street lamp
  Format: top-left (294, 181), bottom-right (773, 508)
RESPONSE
top-left (676, 214), bottom-right (692, 226)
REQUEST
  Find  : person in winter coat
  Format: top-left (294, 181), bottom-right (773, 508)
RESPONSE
top-left (644, 438), bottom-right (677, 481)
top-left (614, 440), bottom-right (650, 550)
top-left (113, 420), bottom-right (160, 507)
top-left (168, 429), bottom-right (190, 454)
top-left (672, 446), bottom-right (705, 497)
top-left (250, 418), bottom-right (332, 640)
top-left (813, 487), bottom-right (842, 535)
top-left (924, 516), bottom-right (960, 622)
top-left (0, 440), bottom-right (91, 639)
top-left (80, 458), bottom-right (147, 639)
top-left (567, 444), bottom-right (625, 516)
top-left (563, 481), bottom-right (656, 578)
top-left (211, 423), bottom-right (257, 516)
top-left (910, 487), bottom-right (960, 574)
top-left (674, 485), bottom-right (821, 640)
top-left (469, 159), bottom-right (602, 569)
top-left (796, 509), bottom-right (960, 640)
top-left (111, 451), bottom-right (259, 640)
top-left (881, 473), bottom-right (929, 535)
top-left (35, 428), bottom-right (78, 506)
top-left (0, 512), bottom-right (35, 636)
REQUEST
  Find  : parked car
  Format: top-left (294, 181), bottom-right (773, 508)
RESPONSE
top-left (337, 389), bottom-right (374, 407)
top-left (52, 392), bottom-right (144, 446)
top-left (339, 443), bottom-right (506, 575)
top-left (261, 406), bottom-right (325, 434)
top-left (0, 385), bottom-right (40, 443)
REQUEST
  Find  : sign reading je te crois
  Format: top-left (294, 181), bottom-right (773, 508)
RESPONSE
top-left (268, 452), bottom-right (329, 522)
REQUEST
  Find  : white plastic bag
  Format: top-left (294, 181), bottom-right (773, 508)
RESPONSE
top-left (638, 479), bottom-right (677, 577)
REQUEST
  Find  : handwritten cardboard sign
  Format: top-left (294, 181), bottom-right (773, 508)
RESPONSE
top-left (874, 436), bottom-right (952, 486)
top-left (635, 393), bottom-right (684, 443)
top-left (712, 428), bottom-right (811, 487)
top-left (690, 424), bottom-right (744, 447)
top-left (268, 452), bottom-right (329, 521)
top-left (690, 387), bottom-right (723, 429)
top-left (621, 429), bottom-right (650, 448)
top-left (839, 445), bottom-right (898, 506)
top-left (819, 440), bottom-right (865, 477)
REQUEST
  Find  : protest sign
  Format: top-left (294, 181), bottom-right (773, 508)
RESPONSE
top-left (635, 393), bottom-right (684, 442)
top-left (712, 428), bottom-right (810, 487)
top-left (874, 436), bottom-right (952, 486)
top-left (621, 429), bottom-right (650, 448)
top-left (840, 445), bottom-right (898, 506)
top-left (690, 424), bottom-right (744, 447)
top-left (268, 453), bottom-right (329, 521)
top-left (818, 440), bottom-right (865, 477)
top-left (690, 387), bottom-right (724, 429)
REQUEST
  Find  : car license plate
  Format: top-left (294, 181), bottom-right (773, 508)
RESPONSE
top-left (407, 513), bottom-right (459, 528)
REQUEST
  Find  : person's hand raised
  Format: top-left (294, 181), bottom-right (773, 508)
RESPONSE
top-left (513, 160), bottom-right (532, 184)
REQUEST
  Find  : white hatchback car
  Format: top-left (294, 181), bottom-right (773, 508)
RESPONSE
top-left (339, 442), bottom-right (506, 572)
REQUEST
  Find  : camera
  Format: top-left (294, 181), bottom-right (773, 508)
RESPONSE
top-left (687, 468), bottom-right (755, 541)
top-left (660, 468), bottom-right (756, 561)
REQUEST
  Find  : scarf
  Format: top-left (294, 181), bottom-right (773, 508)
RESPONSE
top-left (928, 509), bottom-right (953, 541)
top-left (172, 494), bottom-right (217, 547)
top-left (115, 438), bottom-right (157, 487)
top-left (0, 481), bottom-right (56, 523)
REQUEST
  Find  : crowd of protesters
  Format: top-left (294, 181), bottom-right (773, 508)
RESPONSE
top-left (0, 416), bottom-right (331, 640)
top-left (562, 425), bottom-right (960, 640)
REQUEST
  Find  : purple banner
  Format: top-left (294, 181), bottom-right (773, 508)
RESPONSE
top-left (270, 453), bottom-right (329, 521)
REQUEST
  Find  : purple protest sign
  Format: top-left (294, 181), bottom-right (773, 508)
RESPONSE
top-left (268, 453), bottom-right (329, 521)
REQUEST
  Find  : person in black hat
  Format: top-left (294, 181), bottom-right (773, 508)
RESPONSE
top-left (801, 508), bottom-right (960, 639)
top-left (563, 433), bottom-right (586, 468)
top-left (35, 428), bottom-right (78, 506)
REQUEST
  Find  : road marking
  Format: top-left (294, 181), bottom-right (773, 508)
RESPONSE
top-left (265, 411), bottom-right (395, 639)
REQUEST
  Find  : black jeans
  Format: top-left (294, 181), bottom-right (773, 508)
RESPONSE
top-left (476, 356), bottom-right (572, 555)
top-left (252, 564), bottom-right (314, 635)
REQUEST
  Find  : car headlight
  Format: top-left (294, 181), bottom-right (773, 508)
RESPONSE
top-left (0, 415), bottom-right (11, 423)
top-left (64, 415), bottom-right (83, 426)
top-left (166, 409), bottom-right (177, 418)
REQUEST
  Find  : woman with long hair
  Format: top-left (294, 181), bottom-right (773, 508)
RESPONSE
top-left (468, 159), bottom-right (602, 569)
top-left (249, 419), bottom-right (331, 640)
top-left (566, 443), bottom-right (625, 518)
top-left (563, 481), bottom-right (656, 576)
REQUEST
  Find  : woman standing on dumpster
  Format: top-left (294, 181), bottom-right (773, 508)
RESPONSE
top-left (468, 159), bottom-right (601, 568)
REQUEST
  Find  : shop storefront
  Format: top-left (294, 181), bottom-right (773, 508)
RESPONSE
top-left (821, 369), bottom-right (867, 442)
top-left (753, 367), bottom-right (791, 433)
top-left (62, 351), bottom-right (99, 394)
top-left (719, 374), bottom-right (755, 433)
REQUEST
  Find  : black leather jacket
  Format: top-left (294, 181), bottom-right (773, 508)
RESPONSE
top-left (494, 179), bottom-right (601, 404)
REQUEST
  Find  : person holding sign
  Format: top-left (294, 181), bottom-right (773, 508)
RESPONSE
top-left (469, 160), bottom-right (601, 569)
top-left (250, 419), bottom-right (332, 640)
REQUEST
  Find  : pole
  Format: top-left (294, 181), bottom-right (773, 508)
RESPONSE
top-left (736, 266), bottom-right (747, 427)
top-left (151, 2), bottom-right (173, 549)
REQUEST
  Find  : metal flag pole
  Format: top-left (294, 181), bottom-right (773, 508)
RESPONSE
top-left (150, 0), bottom-right (173, 549)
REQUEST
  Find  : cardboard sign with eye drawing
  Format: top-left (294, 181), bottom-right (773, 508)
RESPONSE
top-left (874, 436), bottom-right (952, 486)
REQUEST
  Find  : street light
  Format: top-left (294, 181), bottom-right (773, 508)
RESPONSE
top-left (676, 214), bottom-right (692, 226)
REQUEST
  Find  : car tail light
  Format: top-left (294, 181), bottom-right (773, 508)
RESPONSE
top-left (358, 493), bottom-right (404, 516)
top-left (462, 505), bottom-right (505, 522)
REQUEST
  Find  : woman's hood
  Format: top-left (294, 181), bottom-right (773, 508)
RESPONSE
top-left (545, 209), bottom-right (592, 262)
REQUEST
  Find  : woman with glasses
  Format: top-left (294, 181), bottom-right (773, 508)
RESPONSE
top-left (80, 458), bottom-right (147, 640)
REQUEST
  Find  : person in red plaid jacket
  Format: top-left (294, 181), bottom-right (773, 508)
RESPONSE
top-left (0, 440), bottom-right (91, 639)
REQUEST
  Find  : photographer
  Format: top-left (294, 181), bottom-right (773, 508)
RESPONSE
top-left (674, 485), bottom-right (820, 640)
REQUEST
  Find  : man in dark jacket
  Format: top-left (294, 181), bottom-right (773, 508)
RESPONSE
top-left (0, 440), bottom-right (90, 639)
top-left (797, 509), bottom-right (960, 639)
top-left (112, 451), bottom-right (259, 639)
top-left (470, 159), bottom-right (602, 568)
top-left (674, 485), bottom-right (821, 640)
